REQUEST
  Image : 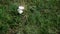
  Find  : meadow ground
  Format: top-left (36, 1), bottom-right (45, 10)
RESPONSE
top-left (0, 0), bottom-right (60, 34)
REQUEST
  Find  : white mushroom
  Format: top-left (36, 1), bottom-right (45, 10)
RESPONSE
top-left (18, 6), bottom-right (24, 14)
top-left (19, 6), bottom-right (24, 10)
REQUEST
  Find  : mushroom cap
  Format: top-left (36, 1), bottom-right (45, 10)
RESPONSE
top-left (19, 6), bottom-right (24, 10)
top-left (18, 9), bottom-right (23, 14)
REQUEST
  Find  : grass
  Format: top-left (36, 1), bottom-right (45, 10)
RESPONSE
top-left (0, 0), bottom-right (60, 34)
